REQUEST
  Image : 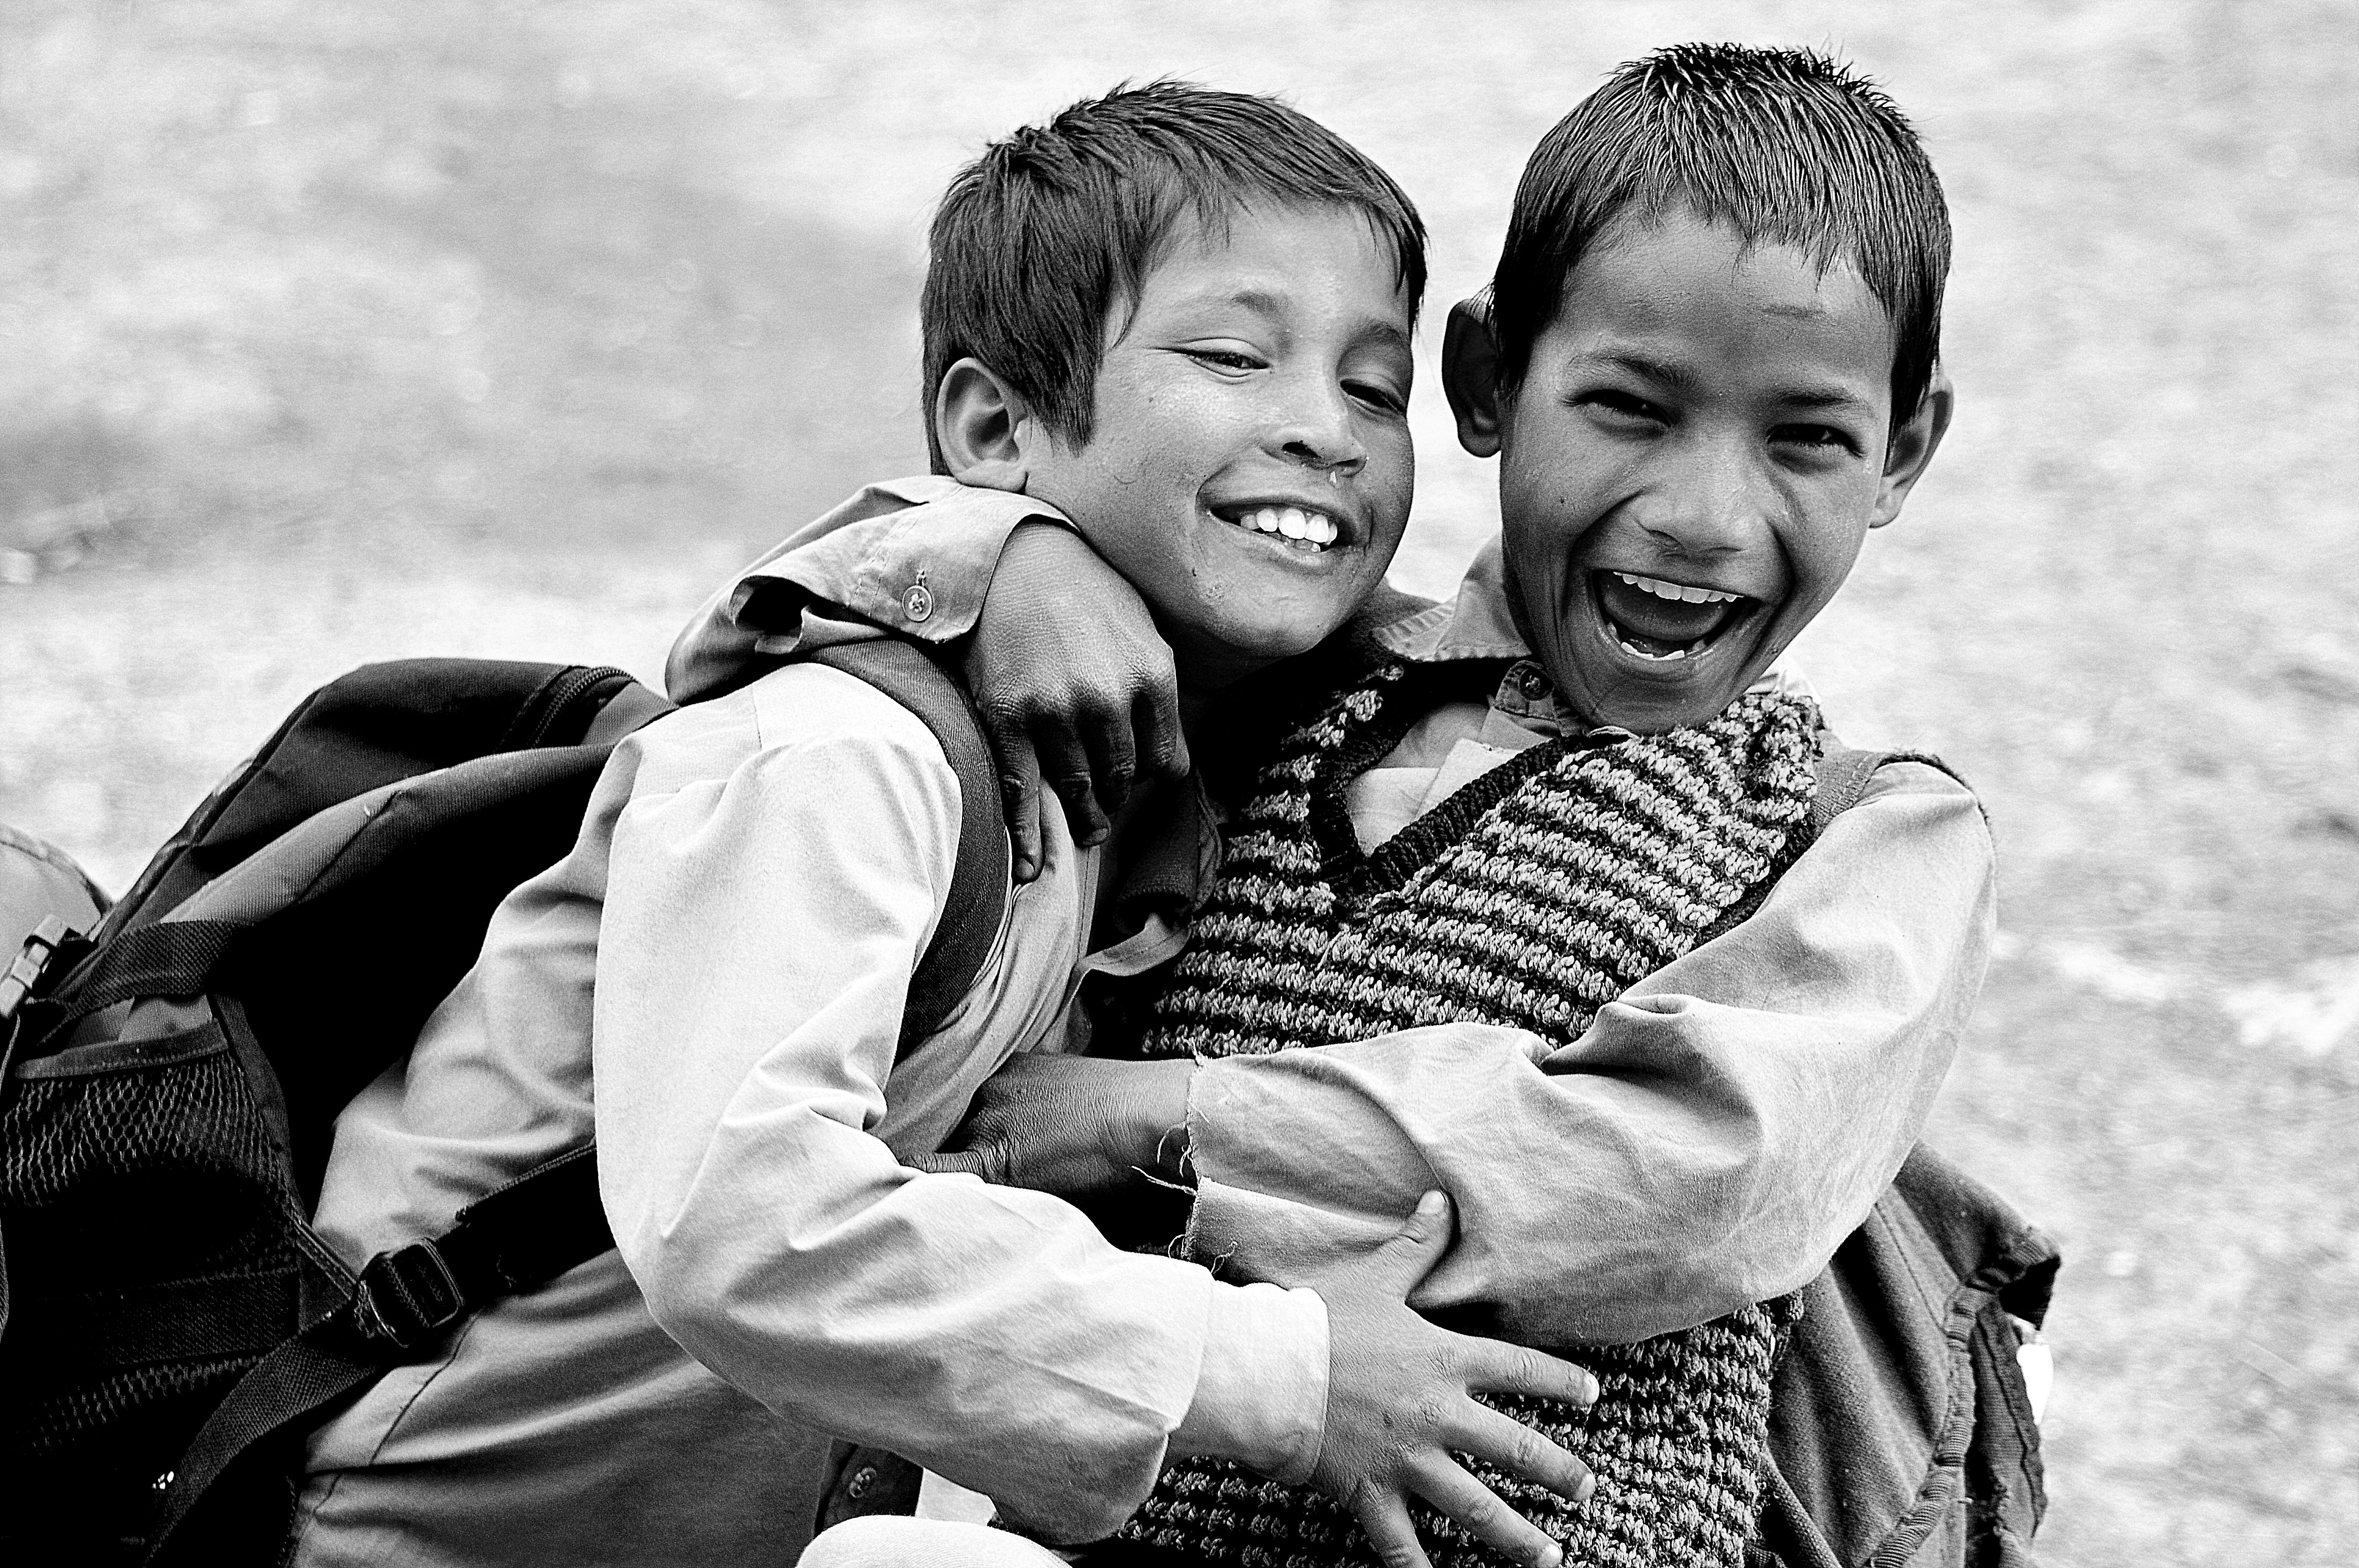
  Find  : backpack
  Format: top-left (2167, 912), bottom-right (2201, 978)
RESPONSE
top-left (0, 641), bottom-right (1010, 1566)
top-left (1751, 744), bottom-right (2058, 1568)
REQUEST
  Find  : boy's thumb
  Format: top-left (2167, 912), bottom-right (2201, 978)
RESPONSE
top-left (1373, 1190), bottom-right (1454, 1291)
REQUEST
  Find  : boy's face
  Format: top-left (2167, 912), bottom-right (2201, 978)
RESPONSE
top-left (1453, 209), bottom-right (1946, 733)
top-left (1017, 202), bottom-right (1416, 689)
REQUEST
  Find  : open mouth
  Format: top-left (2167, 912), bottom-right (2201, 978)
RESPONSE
top-left (1592, 570), bottom-right (1755, 662)
top-left (1211, 503), bottom-right (1342, 554)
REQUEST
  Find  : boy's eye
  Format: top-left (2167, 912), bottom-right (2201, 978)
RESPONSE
top-left (1770, 423), bottom-right (1862, 457)
top-left (1179, 348), bottom-right (1267, 375)
top-left (1345, 376), bottom-right (1408, 415)
top-left (1575, 389), bottom-right (1670, 426)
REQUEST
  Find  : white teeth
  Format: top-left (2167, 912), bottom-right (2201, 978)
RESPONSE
top-left (1221, 505), bottom-right (1339, 550)
top-left (1618, 639), bottom-right (1689, 661)
top-left (1613, 570), bottom-right (1738, 605)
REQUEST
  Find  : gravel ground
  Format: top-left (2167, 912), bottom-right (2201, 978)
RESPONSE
top-left (2, 3), bottom-right (2354, 1562)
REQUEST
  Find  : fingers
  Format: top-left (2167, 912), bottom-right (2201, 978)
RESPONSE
top-left (1132, 653), bottom-right (1189, 783)
top-left (1405, 1454), bottom-right (1564, 1568)
top-left (1369, 1190), bottom-right (1455, 1294)
top-left (984, 711), bottom-right (1047, 884)
top-left (1347, 1483), bottom-right (1435, 1568)
top-left (1031, 716), bottom-right (1110, 849)
top-left (1442, 1399), bottom-right (1593, 1506)
top-left (1456, 1338), bottom-right (1601, 1412)
top-left (1081, 699), bottom-right (1139, 817)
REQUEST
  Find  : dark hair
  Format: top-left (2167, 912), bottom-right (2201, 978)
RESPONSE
top-left (1490, 43), bottom-right (1950, 434)
top-left (921, 80), bottom-right (1426, 471)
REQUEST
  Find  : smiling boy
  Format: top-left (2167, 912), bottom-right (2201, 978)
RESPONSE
top-left (289, 86), bottom-right (1594, 1568)
top-left (775, 46), bottom-right (2030, 1568)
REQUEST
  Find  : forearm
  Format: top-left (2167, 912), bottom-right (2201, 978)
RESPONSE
top-left (1182, 762), bottom-right (1996, 1345)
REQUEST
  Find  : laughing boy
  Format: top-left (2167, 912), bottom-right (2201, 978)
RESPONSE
top-left (780, 46), bottom-right (2039, 1568)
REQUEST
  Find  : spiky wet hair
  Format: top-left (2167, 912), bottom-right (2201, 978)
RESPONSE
top-left (921, 80), bottom-right (1426, 471)
top-left (1490, 43), bottom-right (1950, 434)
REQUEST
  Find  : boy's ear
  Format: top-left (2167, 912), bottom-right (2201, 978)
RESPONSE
top-left (1869, 367), bottom-right (1955, 529)
top-left (934, 357), bottom-right (1035, 494)
top-left (1441, 296), bottom-right (1505, 459)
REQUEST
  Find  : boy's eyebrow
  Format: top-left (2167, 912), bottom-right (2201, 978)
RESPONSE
top-left (1180, 287), bottom-right (1414, 356)
top-left (1599, 352), bottom-right (1874, 416)
top-left (1772, 385), bottom-right (1879, 417)
top-left (1601, 351), bottom-right (1697, 393)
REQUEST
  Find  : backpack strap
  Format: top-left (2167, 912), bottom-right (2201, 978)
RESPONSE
top-left (145, 1147), bottom-right (612, 1562)
top-left (808, 638), bottom-right (1012, 1050)
top-left (1807, 741), bottom-right (1887, 839)
top-left (1697, 736), bottom-right (1968, 950)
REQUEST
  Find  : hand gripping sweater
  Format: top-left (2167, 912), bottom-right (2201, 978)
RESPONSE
top-left (1117, 661), bottom-right (1824, 1568)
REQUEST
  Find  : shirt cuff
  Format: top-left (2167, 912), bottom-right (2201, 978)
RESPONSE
top-left (1171, 1280), bottom-right (1328, 1486)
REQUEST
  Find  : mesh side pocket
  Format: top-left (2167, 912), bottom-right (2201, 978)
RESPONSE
top-left (1, 1035), bottom-right (307, 1459)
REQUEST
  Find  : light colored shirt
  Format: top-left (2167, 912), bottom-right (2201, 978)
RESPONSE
top-left (294, 492), bottom-right (1327, 1567)
top-left (752, 485), bottom-right (1998, 1345)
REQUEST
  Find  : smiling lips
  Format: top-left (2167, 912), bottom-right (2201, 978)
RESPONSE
top-left (1215, 503), bottom-right (1342, 551)
top-left (1595, 569), bottom-right (1753, 661)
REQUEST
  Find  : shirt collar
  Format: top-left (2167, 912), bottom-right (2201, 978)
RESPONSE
top-left (1366, 535), bottom-right (1528, 664)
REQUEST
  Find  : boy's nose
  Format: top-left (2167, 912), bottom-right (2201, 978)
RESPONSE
top-left (1268, 387), bottom-right (1366, 474)
top-left (1640, 436), bottom-right (1773, 556)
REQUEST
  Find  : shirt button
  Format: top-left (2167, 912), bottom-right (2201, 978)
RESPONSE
top-left (903, 571), bottom-right (934, 624)
top-left (1517, 665), bottom-right (1548, 697)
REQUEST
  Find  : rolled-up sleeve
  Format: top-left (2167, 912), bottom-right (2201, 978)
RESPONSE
top-left (1183, 760), bottom-right (1995, 1346)
top-left (592, 667), bottom-right (1319, 1540)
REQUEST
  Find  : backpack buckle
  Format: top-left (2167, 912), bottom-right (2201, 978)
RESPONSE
top-left (352, 1239), bottom-right (468, 1351)
top-left (0, 917), bottom-right (86, 1027)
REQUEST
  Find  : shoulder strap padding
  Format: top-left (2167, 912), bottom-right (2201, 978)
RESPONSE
top-left (1807, 734), bottom-right (1971, 848)
top-left (807, 640), bottom-right (1011, 1051)
top-left (1807, 742), bottom-right (1887, 840)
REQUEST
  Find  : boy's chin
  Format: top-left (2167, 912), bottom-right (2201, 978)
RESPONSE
top-left (1170, 614), bottom-right (1343, 690)
top-left (1556, 649), bottom-right (1779, 735)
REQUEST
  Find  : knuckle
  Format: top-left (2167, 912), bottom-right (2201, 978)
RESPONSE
top-left (979, 696), bottom-right (1030, 730)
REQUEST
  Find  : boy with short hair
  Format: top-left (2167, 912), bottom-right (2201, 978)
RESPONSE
top-left (290, 84), bottom-right (1593, 1568)
top-left (779, 44), bottom-right (2035, 1568)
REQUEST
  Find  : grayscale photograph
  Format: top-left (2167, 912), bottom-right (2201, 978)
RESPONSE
top-left (0, 4), bottom-right (2349, 1566)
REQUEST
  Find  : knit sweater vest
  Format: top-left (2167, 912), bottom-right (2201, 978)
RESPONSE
top-left (1116, 662), bottom-right (1823, 1568)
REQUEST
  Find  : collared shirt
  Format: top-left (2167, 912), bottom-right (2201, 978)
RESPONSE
top-left (752, 481), bottom-right (1997, 1345)
top-left (1340, 537), bottom-right (1822, 855)
top-left (293, 487), bottom-right (1327, 1567)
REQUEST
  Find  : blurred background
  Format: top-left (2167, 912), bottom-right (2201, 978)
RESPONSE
top-left (1, 2), bottom-right (2352, 1561)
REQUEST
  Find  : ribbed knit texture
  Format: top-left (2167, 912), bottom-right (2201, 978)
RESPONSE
top-left (1119, 663), bottom-right (1822, 1568)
